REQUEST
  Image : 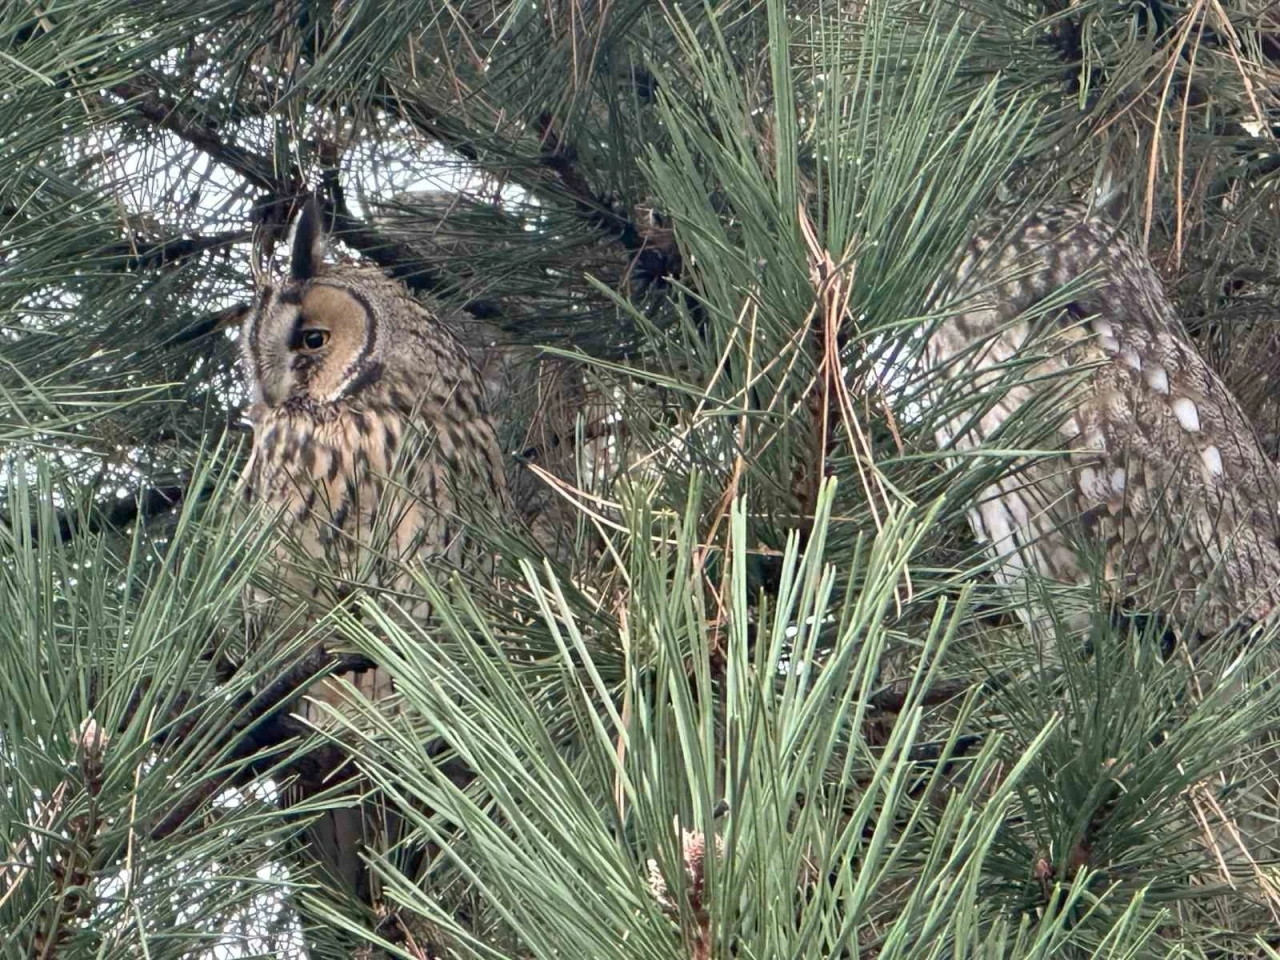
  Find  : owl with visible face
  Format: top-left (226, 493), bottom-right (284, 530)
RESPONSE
top-left (238, 196), bottom-right (508, 904)
top-left (926, 203), bottom-right (1280, 644)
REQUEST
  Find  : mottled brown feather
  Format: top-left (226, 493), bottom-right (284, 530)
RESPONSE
top-left (927, 204), bottom-right (1280, 639)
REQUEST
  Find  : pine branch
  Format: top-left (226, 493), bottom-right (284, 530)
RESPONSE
top-left (103, 79), bottom-right (507, 318)
top-left (101, 73), bottom-right (673, 339)
top-left (108, 78), bottom-right (299, 194)
top-left (1036, 0), bottom-right (1169, 101)
top-left (82, 483), bottom-right (193, 537)
top-left (160, 302), bottom-right (252, 348)
top-left (373, 83), bottom-right (681, 292)
top-left (318, 171), bottom-right (503, 319)
top-left (536, 112), bottom-right (681, 291)
top-left (2, 481), bottom-right (205, 547)
top-left (148, 647), bottom-right (381, 841)
top-left (370, 81), bottom-right (483, 166)
top-left (96, 230), bottom-right (249, 271)
top-left (29, 722), bottom-right (107, 959)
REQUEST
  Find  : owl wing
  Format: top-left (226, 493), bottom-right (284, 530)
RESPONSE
top-left (929, 206), bottom-right (1280, 637)
top-left (1063, 235), bottom-right (1280, 634)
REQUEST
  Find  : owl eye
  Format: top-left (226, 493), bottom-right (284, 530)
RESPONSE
top-left (294, 328), bottom-right (330, 352)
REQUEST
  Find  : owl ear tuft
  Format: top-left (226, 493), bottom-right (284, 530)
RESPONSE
top-left (290, 195), bottom-right (327, 282)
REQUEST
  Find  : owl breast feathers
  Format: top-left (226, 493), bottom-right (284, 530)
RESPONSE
top-left (926, 203), bottom-right (1280, 639)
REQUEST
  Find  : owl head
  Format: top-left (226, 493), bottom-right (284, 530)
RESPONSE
top-left (242, 196), bottom-right (449, 413)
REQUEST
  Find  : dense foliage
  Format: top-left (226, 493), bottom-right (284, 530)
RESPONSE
top-left (3, 0), bottom-right (1280, 956)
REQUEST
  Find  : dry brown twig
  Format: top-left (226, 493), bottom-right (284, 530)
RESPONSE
top-left (797, 204), bottom-right (911, 610)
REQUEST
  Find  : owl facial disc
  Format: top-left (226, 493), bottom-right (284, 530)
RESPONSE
top-left (244, 199), bottom-right (382, 410)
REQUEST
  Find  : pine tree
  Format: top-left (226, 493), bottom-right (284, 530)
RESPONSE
top-left (4, 1), bottom-right (1280, 956)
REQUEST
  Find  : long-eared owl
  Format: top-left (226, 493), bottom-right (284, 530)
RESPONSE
top-left (925, 202), bottom-right (1280, 642)
top-left (238, 196), bottom-right (508, 900)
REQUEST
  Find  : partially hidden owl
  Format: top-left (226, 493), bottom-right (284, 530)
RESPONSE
top-left (239, 197), bottom-right (509, 906)
top-left (925, 202), bottom-right (1280, 643)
